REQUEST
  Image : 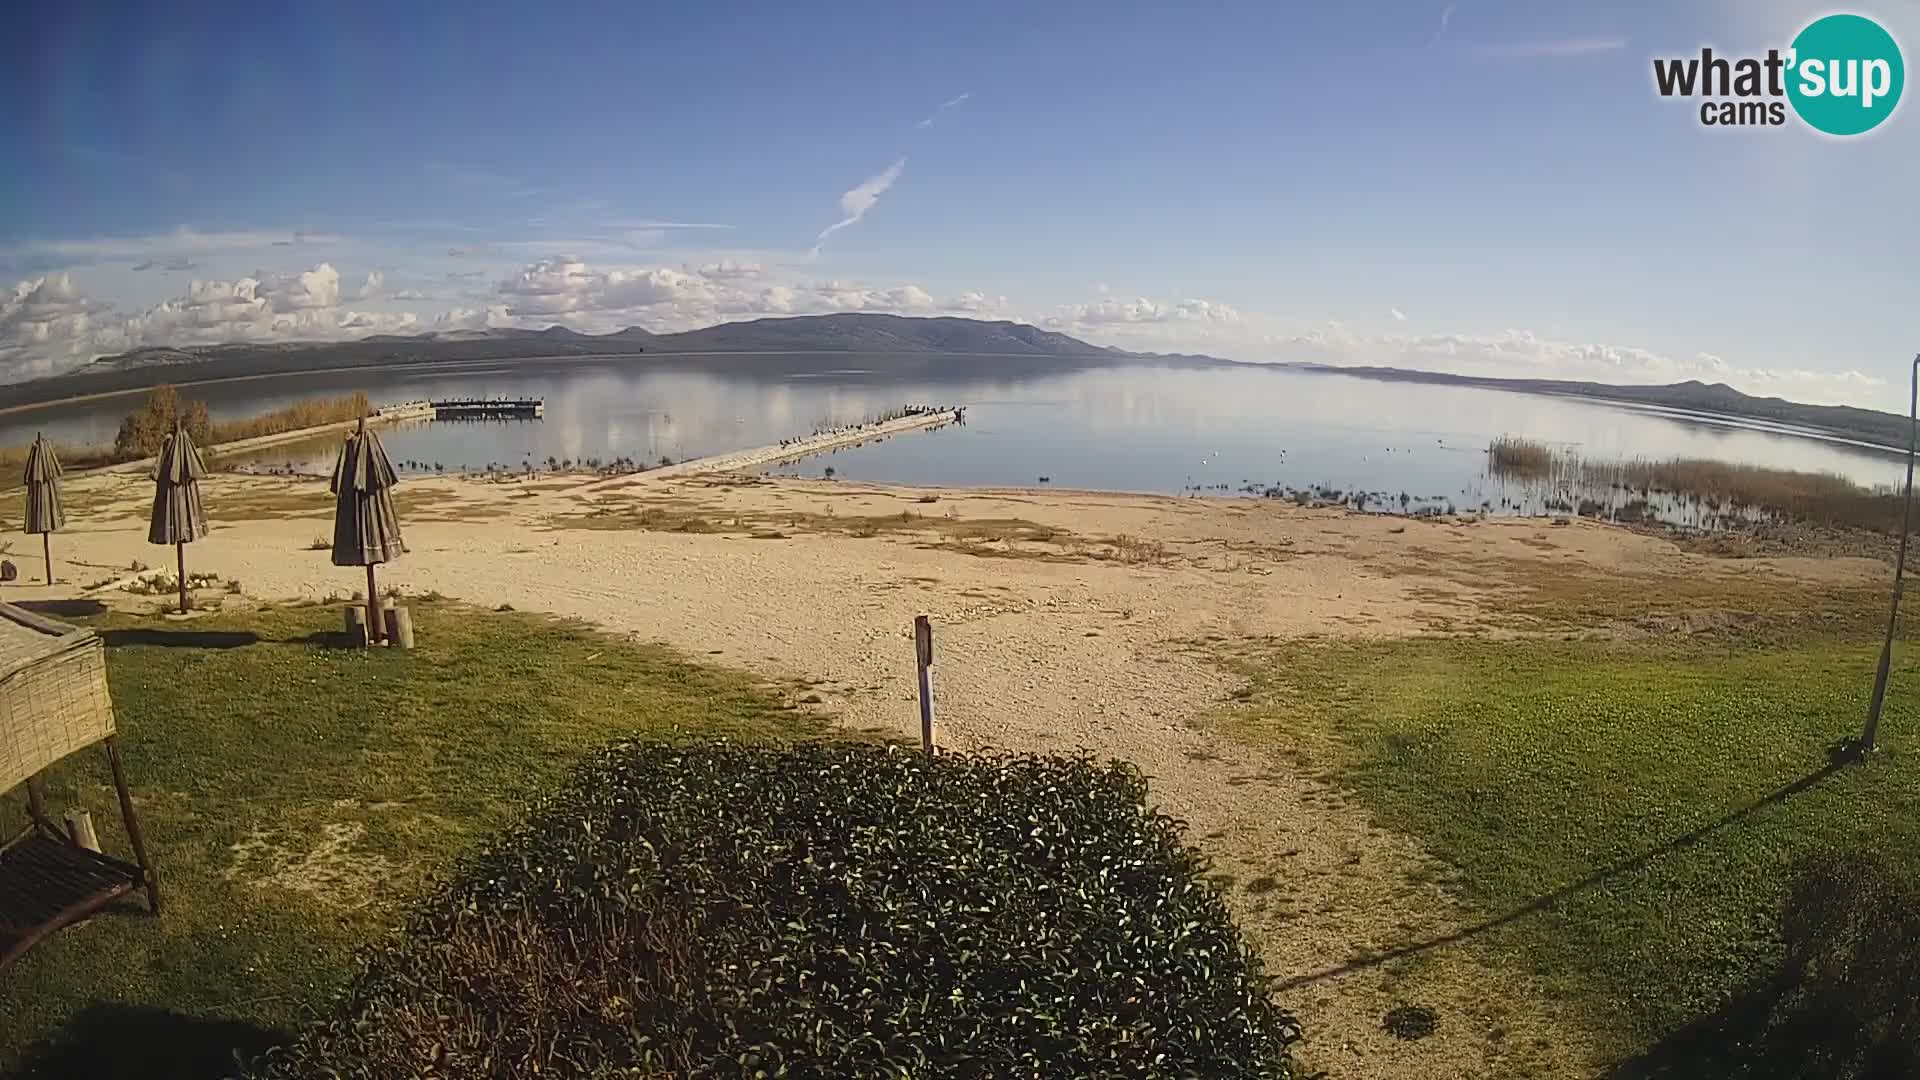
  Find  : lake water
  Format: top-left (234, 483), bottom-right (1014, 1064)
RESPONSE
top-left (0, 356), bottom-right (1904, 522)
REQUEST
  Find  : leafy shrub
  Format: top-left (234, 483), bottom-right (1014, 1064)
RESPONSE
top-left (114, 385), bottom-right (213, 458)
top-left (246, 742), bottom-right (1302, 1079)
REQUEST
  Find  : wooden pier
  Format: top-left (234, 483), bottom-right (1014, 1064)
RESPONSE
top-left (430, 398), bottom-right (544, 420)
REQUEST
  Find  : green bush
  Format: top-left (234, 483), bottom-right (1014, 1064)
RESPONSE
top-left (246, 742), bottom-right (1302, 1078)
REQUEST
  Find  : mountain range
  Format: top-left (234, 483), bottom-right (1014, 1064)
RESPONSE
top-left (2, 313), bottom-right (1906, 452)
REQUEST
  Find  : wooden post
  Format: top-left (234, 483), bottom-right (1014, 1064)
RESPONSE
top-left (105, 737), bottom-right (161, 913)
top-left (345, 605), bottom-right (367, 645)
top-left (384, 605), bottom-right (415, 649)
top-left (42, 533), bottom-right (52, 585)
top-left (64, 809), bottom-right (100, 853)
top-left (915, 615), bottom-right (936, 756)
top-left (24, 776), bottom-right (50, 832)
top-left (175, 541), bottom-right (189, 613)
top-left (365, 565), bottom-right (384, 645)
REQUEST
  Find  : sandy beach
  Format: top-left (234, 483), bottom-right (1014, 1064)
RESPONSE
top-left (0, 465), bottom-right (1885, 1077)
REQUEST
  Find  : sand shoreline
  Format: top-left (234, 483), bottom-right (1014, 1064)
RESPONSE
top-left (0, 467), bottom-right (1883, 1078)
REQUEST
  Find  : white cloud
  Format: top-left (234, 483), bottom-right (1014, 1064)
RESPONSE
top-left (0, 262), bottom-right (433, 377)
top-left (952, 290), bottom-right (1011, 315)
top-left (391, 289), bottom-right (430, 301)
top-left (697, 260), bottom-right (765, 280)
top-left (256, 263), bottom-right (341, 310)
top-left (484, 257), bottom-right (968, 332)
top-left (813, 159), bottom-right (906, 254)
top-left (1052, 296), bottom-right (1242, 327)
top-left (353, 270), bottom-right (385, 301)
top-left (1287, 325), bottom-right (1885, 407)
top-left (1390, 307), bottom-right (1408, 322)
top-left (607, 220), bottom-right (734, 231)
top-left (917, 92), bottom-right (970, 128)
top-left (4, 226), bottom-right (345, 265)
top-left (1472, 38), bottom-right (1627, 57)
top-left (338, 310), bottom-right (418, 333)
top-left (7, 227), bottom-right (323, 261)
top-left (433, 305), bottom-right (513, 331)
top-left (0, 275), bottom-right (117, 376)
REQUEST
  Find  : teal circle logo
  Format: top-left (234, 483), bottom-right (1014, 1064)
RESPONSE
top-left (1787, 14), bottom-right (1904, 135)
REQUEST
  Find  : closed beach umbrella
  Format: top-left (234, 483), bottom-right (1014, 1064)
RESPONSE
top-left (22, 433), bottom-right (64, 584)
top-left (148, 421), bottom-right (209, 613)
top-left (331, 417), bottom-right (405, 643)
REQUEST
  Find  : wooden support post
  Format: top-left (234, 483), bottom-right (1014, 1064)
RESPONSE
top-left (25, 776), bottom-right (51, 833)
top-left (105, 737), bottom-right (161, 914)
top-left (384, 605), bottom-right (415, 650)
top-left (64, 809), bottom-right (100, 853)
top-left (175, 542), bottom-right (189, 613)
top-left (42, 533), bottom-right (52, 585)
top-left (345, 605), bottom-right (368, 646)
top-left (915, 615), bottom-right (936, 756)
top-left (366, 565), bottom-right (383, 644)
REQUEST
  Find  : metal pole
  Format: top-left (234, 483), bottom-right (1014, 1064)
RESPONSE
top-left (915, 615), bottom-right (936, 755)
top-left (366, 564), bottom-right (382, 645)
top-left (1863, 353), bottom-right (1920, 751)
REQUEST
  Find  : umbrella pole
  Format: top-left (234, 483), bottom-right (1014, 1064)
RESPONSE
top-left (367, 564), bottom-right (381, 644)
top-left (42, 533), bottom-right (51, 585)
top-left (176, 542), bottom-right (188, 613)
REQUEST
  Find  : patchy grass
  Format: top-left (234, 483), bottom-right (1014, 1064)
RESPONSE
top-left (546, 494), bottom-right (1183, 572)
top-left (205, 482), bottom-right (333, 520)
top-left (0, 604), bottom-right (822, 1072)
top-left (1377, 545), bottom-right (1886, 638)
top-left (1208, 628), bottom-right (1920, 1064)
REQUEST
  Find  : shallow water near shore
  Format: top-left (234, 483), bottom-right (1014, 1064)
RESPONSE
top-left (0, 357), bottom-right (1902, 525)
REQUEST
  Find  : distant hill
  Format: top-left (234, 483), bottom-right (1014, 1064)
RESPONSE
top-left (1, 314), bottom-right (1906, 452)
top-left (14, 315), bottom-right (1134, 411)
top-left (1297, 364), bottom-right (1909, 453)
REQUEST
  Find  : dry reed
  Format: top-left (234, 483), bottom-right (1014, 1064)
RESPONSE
top-left (1487, 434), bottom-right (1905, 532)
top-left (1486, 436), bottom-right (1552, 477)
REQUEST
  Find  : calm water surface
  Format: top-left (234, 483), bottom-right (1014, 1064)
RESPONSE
top-left (1, 357), bottom-right (1902, 522)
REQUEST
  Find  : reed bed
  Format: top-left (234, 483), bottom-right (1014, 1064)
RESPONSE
top-left (0, 391), bottom-right (377, 490)
top-left (0, 443), bottom-right (120, 475)
top-left (1488, 435), bottom-right (1905, 533)
top-left (1486, 435), bottom-right (1553, 477)
top-left (209, 391), bottom-right (371, 444)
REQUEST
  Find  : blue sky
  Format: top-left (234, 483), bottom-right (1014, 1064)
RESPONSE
top-left (2, 0), bottom-right (1913, 407)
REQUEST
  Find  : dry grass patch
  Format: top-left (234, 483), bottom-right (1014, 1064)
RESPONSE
top-left (1375, 547), bottom-right (1885, 638)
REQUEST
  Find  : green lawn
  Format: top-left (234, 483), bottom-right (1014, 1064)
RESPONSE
top-left (1213, 630), bottom-right (1920, 1067)
top-left (0, 603), bottom-right (821, 1075)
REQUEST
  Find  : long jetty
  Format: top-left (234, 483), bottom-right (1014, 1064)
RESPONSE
top-left (431, 398), bottom-right (544, 419)
top-left (610, 407), bottom-right (963, 485)
top-left (96, 400), bottom-right (436, 475)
